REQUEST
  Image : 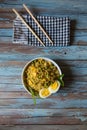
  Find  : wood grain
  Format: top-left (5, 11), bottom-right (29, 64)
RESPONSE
top-left (0, 0), bottom-right (87, 14)
top-left (0, 98), bottom-right (87, 109)
top-left (0, 125), bottom-right (87, 130)
top-left (0, 109), bottom-right (87, 125)
top-left (0, 43), bottom-right (87, 60)
top-left (0, 0), bottom-right (87, 129)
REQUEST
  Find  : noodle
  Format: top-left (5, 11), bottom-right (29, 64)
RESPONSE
top-left (24, 58), bottom-right (60, 92)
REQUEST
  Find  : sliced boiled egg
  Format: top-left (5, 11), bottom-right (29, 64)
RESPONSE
top-left (49, 81), bottom-right (60, 93)
top-left (39, 88), bottom-right (51, 98)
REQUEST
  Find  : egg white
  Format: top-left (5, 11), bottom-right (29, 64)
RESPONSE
top-left (39, 88), bottom-right (51, 98)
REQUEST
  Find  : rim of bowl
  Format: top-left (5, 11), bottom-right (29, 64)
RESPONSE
top-left (21, 57), bottom-right (62, 95)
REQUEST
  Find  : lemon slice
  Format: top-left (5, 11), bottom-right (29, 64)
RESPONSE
top-left (39, 88), bottom-right (51, 98)
top-left (49, 81), bottom-right (60, 93)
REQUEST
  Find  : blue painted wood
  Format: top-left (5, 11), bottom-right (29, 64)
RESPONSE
top-left (0, 44), bottom-right (87, 60)
top-left (0, 0), bottom-right (87, 128)
top-left (0, 0), bottom-right (87, 12)
top-left (0, 29), bottom-right (13, 36)
top-left (0, 109), bottom-right (87, 117)
top-left (0, 109), bottom-right (86, 125)
top-left (0, 98), bottom-right (87, 109)
top-left (0, 91), bottom-right (87, 98)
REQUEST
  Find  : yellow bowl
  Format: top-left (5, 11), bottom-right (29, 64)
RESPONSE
top-left (22, 57), bottom-right (62, 96)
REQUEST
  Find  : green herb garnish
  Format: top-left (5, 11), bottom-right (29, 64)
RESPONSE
top-left (29, 87), bottom-right (36, 105)
top-left (58, 74), bottom-right (64, 87)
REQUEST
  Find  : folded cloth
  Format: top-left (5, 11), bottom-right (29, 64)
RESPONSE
top-left (13, 15), bottom-right (70, 46)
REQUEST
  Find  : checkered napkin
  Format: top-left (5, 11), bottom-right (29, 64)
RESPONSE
top-left (13, 15), bottom-right (70, 46)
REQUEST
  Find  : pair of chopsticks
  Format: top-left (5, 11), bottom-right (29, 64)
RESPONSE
top-left (13, 4), bottom-right (53, 47)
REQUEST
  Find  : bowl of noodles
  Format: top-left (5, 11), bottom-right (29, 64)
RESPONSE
top-left (22, 57), bottom-right (64, 104)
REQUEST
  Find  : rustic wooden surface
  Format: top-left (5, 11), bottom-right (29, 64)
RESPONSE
top-left (0, 0), bottom-right (87, 130)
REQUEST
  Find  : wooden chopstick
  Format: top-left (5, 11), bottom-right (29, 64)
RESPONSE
top-left (12, 8), bottom-right (45, 47)
top-left (23, 4), bottom-right (53, 45)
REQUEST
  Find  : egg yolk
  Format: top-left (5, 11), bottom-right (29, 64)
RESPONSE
top-left (41, 88), bottom-right (50, 97)
top-left (50, 81), bottom-right (58, 90)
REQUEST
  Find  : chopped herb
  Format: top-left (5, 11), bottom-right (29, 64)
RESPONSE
top-left (58, 74), bottom-right (64, 87)
top-left (29, 87), bottom-right (36, 105)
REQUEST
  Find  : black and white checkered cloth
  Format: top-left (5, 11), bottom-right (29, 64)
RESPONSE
top-left (13, 15), bottom-right (70, 46)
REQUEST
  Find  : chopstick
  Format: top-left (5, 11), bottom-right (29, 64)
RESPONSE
top-left (12, 8), bottom-right (45, 47)
top-left (23, 4), bottom-right (53, 45)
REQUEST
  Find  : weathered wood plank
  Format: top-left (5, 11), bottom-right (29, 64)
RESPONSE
top-left (0, 125), bottom-right (87, 130)
top-left (0, 116), bottom-right (86, 125)
top-left (0, 29), bottom-right (13, 36)
top-left (0, 37), bottom-right (12, 43)
top-left (0, 98), bottom-right (87, 109)
top-left (0, 109), bottom-right (87, 125)
top-left (0, 84), bottom-right (24, 91)
top-left (0, 109), bottom-right (86, 117)
top-left (0, 76), bottom-right (21, 84)
top-left (72, 30), bottom-right (87, 43)
top-left (0, 21), bottom-right (13, 28)
top-left (0, 91), bottom-right (87, 99)
top-left (0, 43), bottom-right (87, 60)
top-left (0, 60), bottom-right (87, 68)
top-left (0, 0), bottom-right (87, 14)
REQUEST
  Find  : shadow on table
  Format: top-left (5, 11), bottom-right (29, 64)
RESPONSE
top-left (54, 60), bottom-right (74, 92)
top-left (70, 20), bottom-right (77, 45)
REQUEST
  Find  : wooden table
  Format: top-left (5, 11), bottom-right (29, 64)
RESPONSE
top-left (0, 0), bottom-right (87, 130)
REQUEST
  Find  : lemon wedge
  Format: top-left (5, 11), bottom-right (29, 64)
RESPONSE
top-left (39, 88), bottom-right (51, 98)
top-left (49, 81), bottom-right (60, 93)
